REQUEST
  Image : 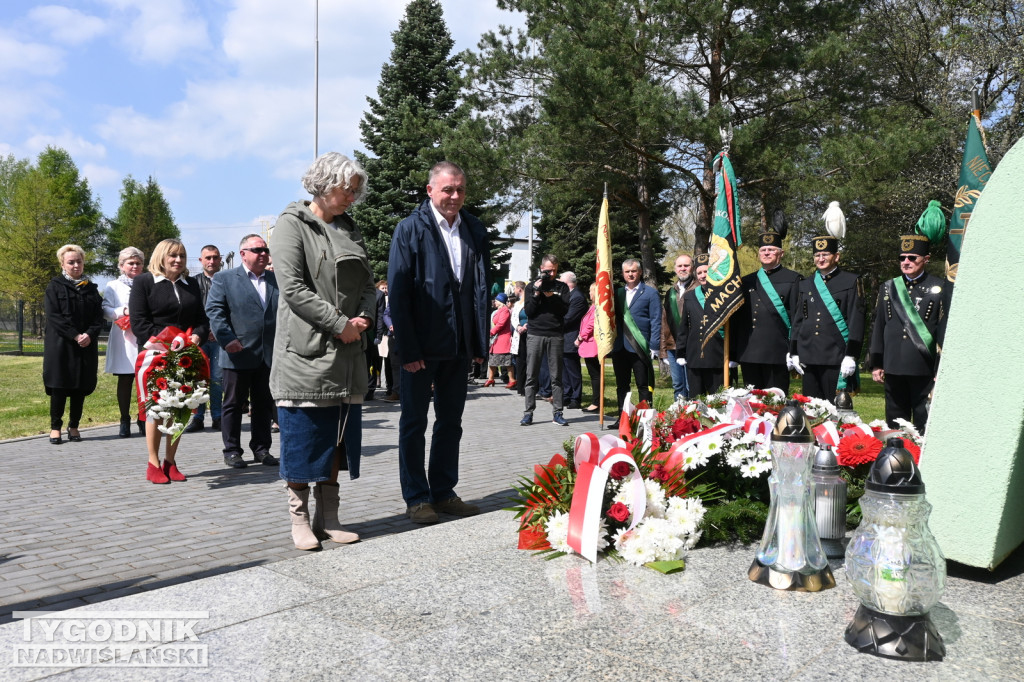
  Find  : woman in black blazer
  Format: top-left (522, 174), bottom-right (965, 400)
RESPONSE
top-left (43, 244), bottom-right (103, 445)
top-left (129, 238), bottom-right (209, 484)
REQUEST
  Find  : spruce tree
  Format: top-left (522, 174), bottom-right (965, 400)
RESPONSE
top-left (349, 0), bottom-right (460, 281)
top-left (105, 175), bottom-right (180, 273)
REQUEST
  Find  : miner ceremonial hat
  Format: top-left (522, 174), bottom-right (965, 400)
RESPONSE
top-left (812, 235), bottom-right (839, 254)
top-left (757, 232), bottom-right (782, 248)
top-left (899, 234), bottom-right (930, 257)
top-left (694, 252), bottom-right (710, 266)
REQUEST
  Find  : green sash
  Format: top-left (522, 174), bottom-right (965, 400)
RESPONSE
top-left (669, 288), bottom-right (683, 329)
top-left (757, 269), bottom-right (791, 331)
top-left (617, 288), bottom-right (650, 355)
top-left (694, 287), bottom-right (725, 338)
top-left (890, 278), bottom-right (936, 358)
top-left (813, 271), bottom-right (851, 390)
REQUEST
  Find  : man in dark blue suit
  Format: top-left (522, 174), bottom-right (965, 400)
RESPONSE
top-left (611, 258), bottom-right (661, 428)
top-left (206, 234), bottom-right (279, 469)
top-left (388, 161), bottom-right (490, 524)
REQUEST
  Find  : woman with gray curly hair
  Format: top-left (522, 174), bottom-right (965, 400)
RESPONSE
top-left (102, 246), bottom-right (145, 437)
top-left (270, 152), bottom-right (376, 550)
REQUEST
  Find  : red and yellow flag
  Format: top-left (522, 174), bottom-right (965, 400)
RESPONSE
top-left (594, 195), bottom-right (615, 359)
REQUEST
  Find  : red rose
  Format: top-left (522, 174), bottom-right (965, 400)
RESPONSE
top-left (180, 385), bottom-right (192, 393)
top-left (150, 391), bottom-right (160, 402)
top-left (792, 394), bottom-right (811, 404)
top-left (671, 417), bottom-right (701, 440)
top-left (155, 377), bottom-right (169, 390)
top-left (836, 433), bottom-right (883, 467)
top-left (606, 502), bottom-right (630, 523)
top-left (178, 355), bottom-right (193, 368)
top-left (904, 440), bottom-right (921, 464)
top-left (609, 462), bottom-right (632, 480)
top-left (650, 465), bottom-right (671, 482)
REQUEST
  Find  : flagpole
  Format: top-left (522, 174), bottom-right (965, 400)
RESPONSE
top-left (599, 182), bottom-right (608, 427)
top-left (723, 320), bottom-right (730, 387)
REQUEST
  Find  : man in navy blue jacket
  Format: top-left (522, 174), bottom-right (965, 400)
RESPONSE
top-left (206, 234), bottom-right (279, 469)
top-left (388, 162), bottom-right (490, 524)
top-left (611, 259), bottom-right (661, 428)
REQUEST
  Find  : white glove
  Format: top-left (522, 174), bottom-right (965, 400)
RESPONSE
top-left (841, 355), bottom-right (857, 377)
top-left (650, 350), bottom-right (659, 360)
top-left (790, 354), bottom-right (804, 375)
top-left (676, 357), bottom-right (687, 367)
top-left (728, 361), bottom-right (738, 369)
top-left (785, 353), bottom-right (796, 371)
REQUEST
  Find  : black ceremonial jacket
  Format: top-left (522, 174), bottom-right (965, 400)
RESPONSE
top-left (790, 268), bottom-right (864, 366)
top-left (869, 273), bottom-right (948, 376)
top-left (735, 266), bottom-right (802, 365)
top-left (676, 286), bottom-right (724, 369)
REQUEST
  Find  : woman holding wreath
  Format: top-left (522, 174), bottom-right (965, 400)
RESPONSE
top-left (129, 238), bottom-right (208, 484)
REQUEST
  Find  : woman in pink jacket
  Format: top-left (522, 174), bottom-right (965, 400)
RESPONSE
top-left (574, 283), bottom-right (600, 411)
top-left (485, 293), bottom-right (514, 387)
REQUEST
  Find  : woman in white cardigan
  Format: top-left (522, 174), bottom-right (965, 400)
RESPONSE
top-left (102, 246), bottom-right (144, 437)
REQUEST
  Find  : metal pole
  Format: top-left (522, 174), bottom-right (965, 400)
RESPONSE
top-left (17, 299), bottom-right (24, 354)
top-left (314, 0), bottom-right (319, 159)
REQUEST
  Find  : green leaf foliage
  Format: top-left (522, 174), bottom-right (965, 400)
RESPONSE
top-left (105, 175), bottom-right (180, 273)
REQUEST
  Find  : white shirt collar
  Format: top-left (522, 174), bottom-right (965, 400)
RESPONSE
top-left (430, 203), bottom-right (461, 231)
top-left (153, 274), bottom-right (186, 284)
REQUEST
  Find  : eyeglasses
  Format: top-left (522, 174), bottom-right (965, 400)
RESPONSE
top-left (899, 255), bottom-right (919, 262)
top-left (242, 247), bottom-right (270, 255)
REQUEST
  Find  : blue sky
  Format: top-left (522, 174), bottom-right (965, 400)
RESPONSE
top-left (0, 0), bottom-right (522, 268)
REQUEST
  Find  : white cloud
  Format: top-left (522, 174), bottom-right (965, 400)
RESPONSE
top-left (0, 83), bottom-right (61, 133)
top-left (28, 5), bottom-right (107, 45)
top-left (100, 0), bottom-right (211, 64)
top-left (24, 132), bottom-right (106, 161)
top-left (0, 31), bottom-right (64, 77)
top-left (82, 163), bottom-right (121, 189)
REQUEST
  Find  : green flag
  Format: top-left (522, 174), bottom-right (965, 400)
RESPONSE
top-left (702, 151), bottom-right (744, 351)
top-left (947, 113), bottom-right (992, 283)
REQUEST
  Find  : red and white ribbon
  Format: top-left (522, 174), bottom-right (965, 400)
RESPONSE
top-left (567, 435), bottom-right (647, 563)
top-left (813, 421), bottom-right (841, 447)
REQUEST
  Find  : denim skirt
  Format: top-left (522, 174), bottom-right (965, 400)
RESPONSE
top-left (278, 405), bottom-right (341, 483)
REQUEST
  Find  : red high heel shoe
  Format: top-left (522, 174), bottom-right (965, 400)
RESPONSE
top-left (483, 379), bottom-right (495, 387)
top-left (163, 461), bottom-right (187, 482)
top-left (147, 462), bottom-right (170, 484)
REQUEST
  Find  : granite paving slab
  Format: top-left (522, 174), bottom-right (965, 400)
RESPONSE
top-left (1, 510), bottom-right (1021, 681)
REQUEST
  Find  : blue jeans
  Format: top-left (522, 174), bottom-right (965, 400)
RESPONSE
top-left (195, 339), bottom-right (222, 421)
top-left (398, 356), bottom-right (469, 506)
top-left (666, 349), bottom-right (690, 400)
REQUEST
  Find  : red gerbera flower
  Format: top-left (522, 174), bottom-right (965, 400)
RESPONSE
top-left (178, 355), bottom-right (193, 368)
top-left (792, 394), bottom-right (811, 404)
top-left (155, 377), bottom-right (169, 390)
top-left (836, 433), bottom-right (883, 467)
top-left (903, 440), bottom-right (921, 464)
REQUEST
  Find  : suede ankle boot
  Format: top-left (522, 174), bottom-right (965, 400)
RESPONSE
top-left (312, 483), bottom-right (359, 544)
top-left (286, 486), bottom-right (320, 551)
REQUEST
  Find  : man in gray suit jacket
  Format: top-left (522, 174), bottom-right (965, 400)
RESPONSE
top-left (206, 234), bottom-right (279, 468)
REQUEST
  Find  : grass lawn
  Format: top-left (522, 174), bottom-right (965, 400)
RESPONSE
top-left (578, 358), bottom-right (886, 423)
top-left (0, 349), bottom-right (123, 440)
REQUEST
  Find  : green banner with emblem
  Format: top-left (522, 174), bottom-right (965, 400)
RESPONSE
top-left (948, 114), bottom-right (992, 283)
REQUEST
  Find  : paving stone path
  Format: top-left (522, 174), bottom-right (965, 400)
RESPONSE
top-left (0, 382), bottom-right (605, 623)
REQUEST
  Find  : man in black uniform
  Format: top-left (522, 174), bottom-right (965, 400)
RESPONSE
top-left (790, 236), bottom-right (864, 402)
top-left (675, 254), bottom-right (725, 396)
top-left (735, 232), bottom-right (802, 393)
top-left (869, 234), bottom-right (948, 432)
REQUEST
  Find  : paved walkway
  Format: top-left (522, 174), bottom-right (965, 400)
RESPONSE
top-left (0, 381), bottom-right (598, 623)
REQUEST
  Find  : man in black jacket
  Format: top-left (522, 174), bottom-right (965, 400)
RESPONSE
top-left (388, 161), bottom-right (490, 524)
top-left (559, 271), bottom-right (587, 410)
top-left (187, 244), bottom-right (223, 432)
top-left (735, 233), bottom-right (802, 393)
top-left (790, 236), bottom-right (865, 402)
top-left (521, 254), bottom-right (571, 426)
top-left (869, 234), bottom-right (948, 432)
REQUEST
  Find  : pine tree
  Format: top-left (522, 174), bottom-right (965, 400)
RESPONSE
top-left (349, 0), bottom-right (461, 281)
top-left (105, 175), bottom-right (180, 273)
